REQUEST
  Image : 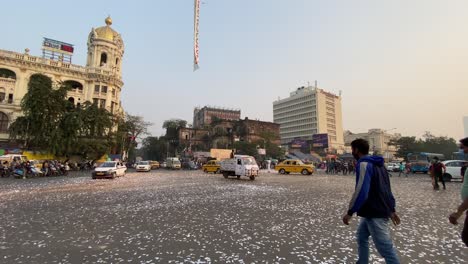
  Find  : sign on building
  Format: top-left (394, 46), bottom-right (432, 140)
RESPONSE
top-left (42, 38), bottom-right (74, 63)
top-left (290, 138), bottom-right (308, 149)
top-left (312, 134), bottom-right (329, 148)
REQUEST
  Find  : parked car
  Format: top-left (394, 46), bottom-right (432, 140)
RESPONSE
top-left (136, 161), bottom-right (151, 172)
top-left (202, 160), bottom-right (221, 174)
top-left (442, 160), bottom-right (467, 181)
top-left (166, 158), bottom-right (181, 170)
top-left (160, 162), bottom-right (167, 168)
top-left (149, 161), bottom-right (160, 170)
top-left (385, 163), bottom-right (400, 172)
top-left (92, 161), bottom-right (126, 179)
top-left (275, 159), bottom-right (315, 175)
top-left (182, 161), bottom-right (198, 170)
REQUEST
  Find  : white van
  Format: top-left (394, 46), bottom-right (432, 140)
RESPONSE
top-left (220, 155), bottom-right (259, 180)
top-left (0, 154), bottom-right (28, 164)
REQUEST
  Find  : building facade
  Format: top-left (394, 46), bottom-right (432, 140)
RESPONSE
top-left (344, 129), bottom-right (401, 160)
top-left (193, 106), bottom-right (241, 129)
top-left (178, 118), bottom-right (280, 151)
top-left (236, 118), bottom-right (280, 146)
top-left (273, 86), bottom-right (344, 152)
top-left (0, 16), bottom-right (124, 143)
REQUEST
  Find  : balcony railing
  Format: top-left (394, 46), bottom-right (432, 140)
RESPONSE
top-left (0, 49), bottom-right (117, 78)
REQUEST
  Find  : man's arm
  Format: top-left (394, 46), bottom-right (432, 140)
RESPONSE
top-left (347, 162), bottom-right (372, 216)
top-left (449, 198), bottom-right (468, 224)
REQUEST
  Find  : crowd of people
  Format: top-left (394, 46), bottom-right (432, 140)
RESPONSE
top-left (313, 160), bottom-right (356, 175)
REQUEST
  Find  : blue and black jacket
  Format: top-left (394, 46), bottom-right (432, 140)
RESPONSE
top-left (347, 156), bottom-right (396, 218)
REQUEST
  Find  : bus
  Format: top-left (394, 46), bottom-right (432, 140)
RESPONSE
top-left (407, 152), bottom-right (445, 173)
top-left (452, 151), bottom-right (468, 161)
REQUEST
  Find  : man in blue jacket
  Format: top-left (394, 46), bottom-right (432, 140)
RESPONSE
top-left (343, 139), bottom-right (401, 264)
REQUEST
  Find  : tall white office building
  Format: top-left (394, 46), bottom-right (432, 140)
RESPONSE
top-left (273, 86), bottom-right (344, 152)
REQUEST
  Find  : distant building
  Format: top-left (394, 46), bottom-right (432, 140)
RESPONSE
top-left (344, 129), bottom-right (401, 160)
top-left (273, 86), bottom-right (344, 152)
top-left (464, 116), bottom-right (468, 137)
top-left (178, 118), bottom-right (280, 151)
top-left (193, 106), bottom-right (241, 128)
top-left (237, 118), bottom-right (281, 146)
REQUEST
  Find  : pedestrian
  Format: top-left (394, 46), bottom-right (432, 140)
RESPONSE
top-left (448, 137), bottom-right (468, 247)
top-left (398, 162), bottom-right (407, 177)
top-left (431, 157), bottom-right (446, 190)
top-left (342, 139), bottom-right (401, 264)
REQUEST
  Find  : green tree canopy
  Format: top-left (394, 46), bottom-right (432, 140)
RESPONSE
top-left (9, 74), bottom-right (118, 160)
top-left (389, 132), bottom-right (458, 160)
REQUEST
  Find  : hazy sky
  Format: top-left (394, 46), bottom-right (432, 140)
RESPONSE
top-left (2, 0), bottom-right (467, 139)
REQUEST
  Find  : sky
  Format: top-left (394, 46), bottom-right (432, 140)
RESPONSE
top-left (1, 0), bottom-right (467, 139)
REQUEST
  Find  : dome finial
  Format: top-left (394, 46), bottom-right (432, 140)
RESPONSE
top-left (105, 16), bottom-right (112, 26)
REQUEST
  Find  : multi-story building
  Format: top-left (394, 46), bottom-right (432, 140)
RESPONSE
top-left (344, 129), bottom-right (401, 160)
top-left (0, 16), bottom-right (125, 143)
top-left (273, 86), bottom-right (344, 152)
top-left (177, 118), bottom-right (280, 151)
top-left (193, 106), bottom-right (241, 128)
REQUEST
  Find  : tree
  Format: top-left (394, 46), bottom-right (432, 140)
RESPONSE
top-left (9, 74), bottom-right (71, 153)
top-left (9, 74), bottom-right (118, 160)
top-left (389, 133), bottom-right (458, 160)
top-left (389, 136), bottom-right (422, 160)
top-left (141, 136), bottom-right (168, 161)
top-left (114, 113), bottom-right (153, 161)
top-left (233, 141), bottom-right (258, 157)
top-left (162, 119), bottom-right (188, 156)
top-left (421, 132), bottom-right (457, 159)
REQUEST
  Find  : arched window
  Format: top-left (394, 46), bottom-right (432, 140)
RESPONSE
top-left (63, 80), bottom-right (83, 92)
top-left (0, 68), bottom-right (16, 79)
top-left (100, 53), bottom-right (107, 66)
top-left (0, 88), bottom-right (5, 102)
top-left (68, 97), bottom-right (75, 105)
top-left (0, 112), bottom-right (9, 132)
top-left (115, 58), bottom-right (119, 66)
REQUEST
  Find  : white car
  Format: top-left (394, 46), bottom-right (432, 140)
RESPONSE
top-left (386, 163), bottom-right (400, 172)
top-left (136, 161), bottom-right (151, 172)
top-left (442, 160), bottom-right (467, 181)
top-left (92, 161), bottom-right (126, 179)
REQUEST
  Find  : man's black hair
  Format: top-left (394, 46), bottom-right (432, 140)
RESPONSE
top-left (351, 139), bottom-right (370, 155)
top-left (460, 137), bottom-right (468, 147)
top-left (433, 156), bottom-right (439, 161)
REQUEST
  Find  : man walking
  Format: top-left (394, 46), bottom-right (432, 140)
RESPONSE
top-left (431, 157), bottom-right (446, 190)
top-left (398, 162), bottom-right (407, 177)
top-left (343, 139), bottom-right (401, 264)
top-left (449, 137), bottom-right (468, 246)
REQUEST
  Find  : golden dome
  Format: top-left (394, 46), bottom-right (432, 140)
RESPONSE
top-left (94, 16), bottom-right (117, 41)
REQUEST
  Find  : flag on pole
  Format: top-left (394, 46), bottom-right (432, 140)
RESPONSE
top-left (193, 0), bottom-right (200, 71)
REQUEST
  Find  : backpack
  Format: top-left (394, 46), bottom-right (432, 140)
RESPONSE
top-left (432, 162), bottom-right (444, 174)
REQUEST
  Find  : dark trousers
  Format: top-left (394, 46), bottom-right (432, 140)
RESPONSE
top-left (434, 174), bottom-right (446, 189)
top-left (463, 211), bottom-right (468, 247)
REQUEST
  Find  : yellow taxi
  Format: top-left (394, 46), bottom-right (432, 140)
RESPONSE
top-left (275, 159), bottom-right (315, 175)
top-left (149, 161), bottom-right (160, 170)
top-left (202, 160), bottom-right (221, 174)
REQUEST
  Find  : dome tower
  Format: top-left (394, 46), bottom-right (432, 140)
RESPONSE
top-left (87, 16), bottom-right (124, 76)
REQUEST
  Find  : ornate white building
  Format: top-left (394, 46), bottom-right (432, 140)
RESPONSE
top-left (0, 16), bottom-right (125, 143)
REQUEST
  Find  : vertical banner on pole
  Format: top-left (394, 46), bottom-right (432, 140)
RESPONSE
top-left (193, 0), bottom-right (200, 71)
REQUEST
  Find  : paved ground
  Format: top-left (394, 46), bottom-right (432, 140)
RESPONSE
top-left (0, 170), bottom-right (466, 263)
